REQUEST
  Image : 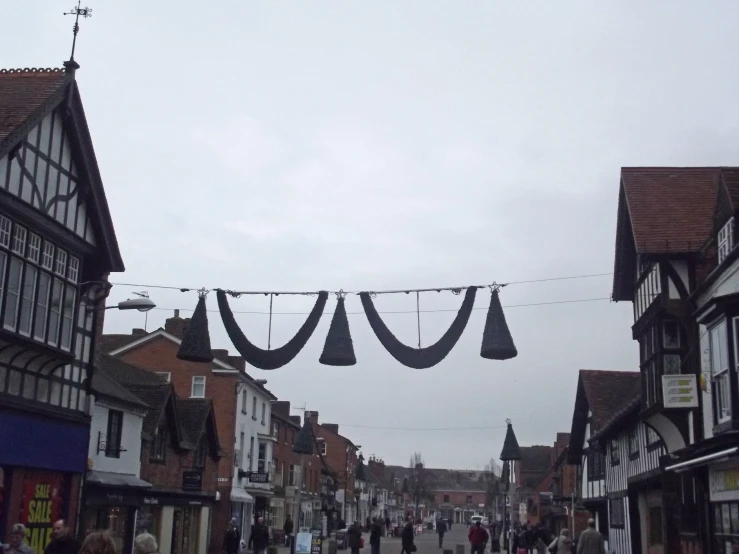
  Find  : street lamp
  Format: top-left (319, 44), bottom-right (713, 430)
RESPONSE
top-left (87, 297), bottom-right (156, 312)
top-left (500, 419), bottom-right (522, 554)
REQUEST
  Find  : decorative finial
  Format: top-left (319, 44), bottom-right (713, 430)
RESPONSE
top-left (64, 1), bottom-right (93, 63)
top-left (506, 418), bottom-right (511, 425)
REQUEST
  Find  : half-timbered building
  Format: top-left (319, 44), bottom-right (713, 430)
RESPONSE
top-left (568, 369), bottom-right (640, 550)
top-left (589, 380), bottom-right (666, 554)
top-left (0, 63), bottom-right (124, 544)
top-left (611, 167), bottom-right (737, 554)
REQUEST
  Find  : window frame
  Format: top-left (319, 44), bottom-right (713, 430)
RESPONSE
top-left (628, 428), bottom-right (640, 459)
top-left (191, 376), bottom-right (206, 398)
top-left (150, 424), bottom-right (167, 463)
top-left (609, 497), bottom-right (626, 528)
top-left (105, 409), bottom-right (123, 459)
top-left (241, 388), bottom-right (247, 414)
top-left (610, 439), bottom-right (620, 465)
top-left (252, 396), bottom-right (257, 420)
top-left (193, 435), bottom-right (207, 468)
top-left (709, 319), bottom-right (732, 424)
top-left (261, 402), bottom-right (266, 424)
top-left (718, 218), bottom-right (735, 264)
top-left (320, 441), bottom-right (327, 456)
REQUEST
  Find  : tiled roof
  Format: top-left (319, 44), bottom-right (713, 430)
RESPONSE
top-left (385, 466), bottom-right (487, 492)
top-left (91, 366), bottom-right (149, 408)
top-left (177, 398), bottom-right (212, 445)
top-left (621, 167), bottom-right (720, 254)
top-left (96, 353), bottom-right (167, 387)
top-left (98, 334), bottom-right (138, 354)
top-left (0, 68), bottom-right (66, 142)
top-left (580, 369), bottom-right (641, 431)
top-left (721, 168), bottom-right (739, 210)
top-left (123, 383), bottom-right (173, 435)
top-left (518, 446), bottom-right (553, 488)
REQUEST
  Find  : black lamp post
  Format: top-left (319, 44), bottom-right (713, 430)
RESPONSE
top-left (500, 419), bottom-right (522, 554)
top-left (293, 414), bottom-right (315, 543)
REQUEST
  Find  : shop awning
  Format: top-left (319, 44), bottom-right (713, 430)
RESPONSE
top-left (86, 470), bottom-right (152, 488)
top-left (665, 447), bottom-right (739, 473)
top-left (230, 487), bottom-right (254, 503)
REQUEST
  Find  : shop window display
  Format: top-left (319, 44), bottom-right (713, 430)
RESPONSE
top-left (713, 502), bottom-right (739, 554)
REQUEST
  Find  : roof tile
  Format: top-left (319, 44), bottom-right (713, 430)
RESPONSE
top-left (580, 369), bottom-right (641, 431)
top-left (0, 68), bottom-right (66, 142)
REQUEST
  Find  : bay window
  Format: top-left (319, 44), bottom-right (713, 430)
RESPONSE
top-left (709, 320), bottom-right (731, 423)
top-left (3, 258), bottom-right (23, 330)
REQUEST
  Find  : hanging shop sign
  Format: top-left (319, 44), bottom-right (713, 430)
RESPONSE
top-left (248, 472), bottom-right (270, 484)
top-left (176, 284), bottom-right (518, 370)
top-left (710, 462), bottom-right (739, 502)
top-left (662, 375), bottom-right (699, 408)
top-left (182, 471), bottom-right (203, 492)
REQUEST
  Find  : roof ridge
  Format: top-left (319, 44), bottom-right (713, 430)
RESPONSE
top-left (0, 68), bottom-right (65, 75)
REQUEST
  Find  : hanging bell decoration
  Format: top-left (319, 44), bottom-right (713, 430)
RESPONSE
top-left (177, 292), bottom-right (214, 363)
top-left (293, 416), bottom-right (315, 455)
top-left (319, 294), bottom-right (356, 366)
top-left (480, 288), bottom-right (518, 360)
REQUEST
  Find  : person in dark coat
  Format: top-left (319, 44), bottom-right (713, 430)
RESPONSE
top-left (347, 521), bottom-right (363, 554)
top-left (248, 516), bottom-right (270, 554)
top-left (283, 516), bottom-right (294, 548)
top-left (369, 518), bottom-right (382, 554)
top-left (400, 521), bottom-right (415, 554)
top-left (436, 518), bottom-right (447, 549)
top-left (385, 517), bottom-right (392, 537)
top-left (44, 520), bottom-right (81, 554)
top-left (223, 519), bottom-right (241, 554)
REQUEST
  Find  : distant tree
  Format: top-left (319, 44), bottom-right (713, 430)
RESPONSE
top-left (483, 458), bottom-right (502, 516)
top-left (407, 452), bottom-right (427, 519)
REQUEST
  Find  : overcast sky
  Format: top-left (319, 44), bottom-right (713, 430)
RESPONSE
top-left (6, 1), bottom-right (739, 469)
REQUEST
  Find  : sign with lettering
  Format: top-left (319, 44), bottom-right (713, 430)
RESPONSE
top-left (182, 471), bottom-right (203, 492)
top-left (661, 375), bottom-right (699, 409)
top-left (19, 472), bottom-right (67, 554)
top-left (248, 472), bottom-right (270, 484)
top-left (710, 464), bottom-right (739, 502)
top-left (310, 529), bottom-right (323, 554)
top-left (295, 532), bottom-right (312, 554)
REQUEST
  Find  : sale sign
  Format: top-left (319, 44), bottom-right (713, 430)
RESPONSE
top-left (19, 472), bottom-right (67, 554)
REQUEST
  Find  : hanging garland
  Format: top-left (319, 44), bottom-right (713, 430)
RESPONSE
top-left (359, 287), bottom-right (477, 369)
top-left (174, 281), bottom-right (518, 369)
top-left (216, 289), bottom-right (328, 370)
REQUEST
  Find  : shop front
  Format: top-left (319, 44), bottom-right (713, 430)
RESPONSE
top-left (708, 459), bottom-right (739, 554)
top-left (82, 471), bottom-right (152, 554)
top-left (229, 487), bottom-right (254, 543)
top-left (137, 493), bottom-right (214, 554)
top-left (0, 411), bottom-right (88, 550)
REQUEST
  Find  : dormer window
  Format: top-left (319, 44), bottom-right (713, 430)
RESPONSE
top-left (718, 218), bottom-right (734, 264)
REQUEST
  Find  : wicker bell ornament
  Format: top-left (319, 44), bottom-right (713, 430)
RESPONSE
top-left (480, 288), bottom-right (518, 360)
top-left (319, 295), bottom-right (356, 366)
top-left (177, 293), bottom-right (214, 363)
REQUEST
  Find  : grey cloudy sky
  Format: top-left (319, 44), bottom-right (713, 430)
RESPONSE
top-left (7, 1), bottom-right (739, 469)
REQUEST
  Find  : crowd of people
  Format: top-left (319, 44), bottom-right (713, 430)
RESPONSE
top-left (0, 519), bottom-right (161, 554)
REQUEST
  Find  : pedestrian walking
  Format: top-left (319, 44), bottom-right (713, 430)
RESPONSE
top-left (385, 517), bottom-right (392, 537)
top-left (44, 520), bottom-right (80, 554)
top-left (348, 521), bottom-right (363, 554)
top-left (284, 515), bottom-right (295, 549)
top-left (79, 531), bottom-right (115, 554)
top-left (548, 529), bottom-right (573, 554)
top-left (468, 521), bottom-right (489, 554)
top-left (134, 534), bottom-right (159, 554)
top-left (3, 524), bottom-right (34, 554)
top-left (224, 518), bottom-right (241, 554)
top-left (370, 517), bottom-right (382, 554)
top-left (576, 520), bottom-right (605, 554)
top-left (436, 518), bottom-right (447, 549)
top-left (248, 516), bottom-right (270, 554)
top-left (401, 521), bottom-right (416, 554)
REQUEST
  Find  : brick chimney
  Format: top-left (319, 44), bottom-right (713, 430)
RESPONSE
top-left (322, 423), bottom-right (339, 435)
top-left (228, 355), bottom-right (246, 371)
top-left (273, 401), bottom-right (291, 419)
top-left (212, 349), bottom-right (229, 363)
top-left (305, 411), bottom-right (319, 423)
top-left (289, 416), bottom-right (301, 426)
top-left (132, 328), bottom-right (147, 337)
top-left (165, 310), bottom-right (189, 339)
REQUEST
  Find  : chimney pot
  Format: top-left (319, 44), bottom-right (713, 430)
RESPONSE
top-left (174, 309), bottom-right (180, 318)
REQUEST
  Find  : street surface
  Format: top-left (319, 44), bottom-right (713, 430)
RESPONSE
top-left (277, 525), bottom-right (488, 554)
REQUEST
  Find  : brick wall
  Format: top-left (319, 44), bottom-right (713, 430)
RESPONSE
top-left (139, 439), bottom-right (219, 494)
top-left (112, 334), bottom-right (238, 484)
top-left (309, 417), bottom-right (357, 498)
top-left (433, 490), bottom-right (486, 506)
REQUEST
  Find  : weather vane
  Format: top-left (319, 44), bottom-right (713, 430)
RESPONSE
top-left (64, 1), bottom-right (93, 61)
